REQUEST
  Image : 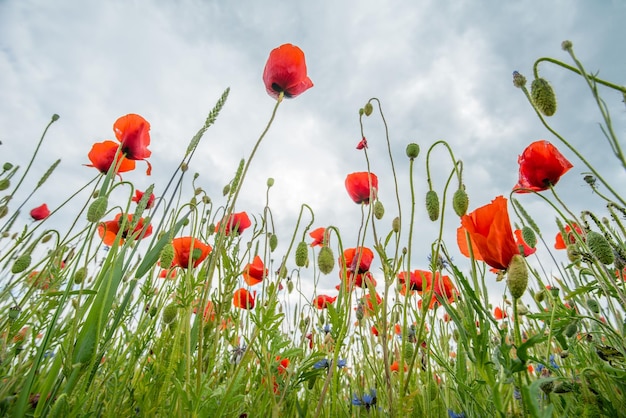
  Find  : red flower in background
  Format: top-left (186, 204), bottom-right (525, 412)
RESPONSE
top-left (215, 212), bottom-right (252, 236)
top-left (457, 196), bottom-right (520, 271)
top-left (309, 227), bottom-right (326, 247)
top-left (98, 214), bottom-right (153, 246)
top-left (243, 255), bottom-right (267, 286)
top-left (398, 270), bottom-right (430, 293)
top-left (345, 172), bottom-right (378, 204)
top-left (30, 204), bottom-right (50, 221)
top-left (233, 288), bottom-right (255, 309)
top-left (132, 190), bottom-right (155, 209)
top-left (339, 247), bottom-right (377, 289)
top-left (513, 140), bottom-right (573, 193)
top-left (86, 141), bottom-right (136, 175)
top-left (494, 306), bottom-right (507, 320)
top-left (313, 294), bottom-right (337, 309)
top-left (171, 237), bottom-right (212, 268)
top-left (554, 222), bottom-right (583, 249)
top-left (114, 114), bottom-right (152, 174)
top-left (263, 43), bottom-right (313, 100)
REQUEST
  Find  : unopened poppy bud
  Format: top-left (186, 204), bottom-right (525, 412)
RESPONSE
top-left (534, 289), bottom-right (546, 303)
top-left (404, 343), bottom-right (415, 359)
top-left (222, 184), bottom-right (230, 196)
top-left (180, 162), bottom-right (188, 172)
top-left (566, 245), bottom-right (581, 263)
top-left (392, 217), bottom-right (400, 233)
top-left (11, 254), bottom-right (32, 274)
top-left (51, 114), bottom-right (60, 122)
top-left (87, 197), bottom-right (108, 223)
top-left (317, 246), bottom-right (334, 275)
top-left (149, 306), bottom-right (157, 317)
top-left (561, 40), bottom-right (573, 51)
top-left (425, 190), bottom-right (439, 221)
top-left (539, 380), bottom-right (554, 395)
top-left (3, 162), bottom-right (13, 171)
top-left (507, 254), bottom-right (528, 299)
top-left (295, 241), bottom-right (309, 267)
top-left (278, 264), bottom-right (288, 279)
top-left (512, 71), bottom-right (526, 88)
top-left (9, 306), bottom-right (20, 321)
top-left (586, 298), bottom-right (600, 314)
top-left (373, 201), bottom-right (385, 220)
top-left (586, 231), bottom-right (614, 265)
top-left (531, 78), bottom-right (557, 116)
top-left (202, 196), bottom-right (211, 205)
top-left (267, 178), bottom-right (275, 187)
top-left (0, 179), bottom-right (9, 191)
top-left (269, 234), bottom-right (278, 252)
top-left (287, 280), bottom-right (294, 293)
top-left (564, 321), bottom-right (578, 338)
top-left (406, 143), bottom-right (420, 159)
top-left (355, 304), bottom-right (364, 321)
top-left (452, 187), bottom-right (469, 217)
top-left (0, 205), bottom-right (8, 218)
top-left (159, 244), bottom-right (175, 269)
top-left (162, 304), bottom-right (178, 324)
top-left (522, 226), bottom-right (537, 248)
top-left (363, 102), bottom-right (373, 116)
top-left (73, 267), bottom-right (87, 284)
top-left (41, 234), bottom-right (52, 243)
top-left (516, 300), bottom-right (529, 315)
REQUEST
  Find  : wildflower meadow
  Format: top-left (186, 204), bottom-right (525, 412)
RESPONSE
top-left (1, 40), bottom-right (626, 417)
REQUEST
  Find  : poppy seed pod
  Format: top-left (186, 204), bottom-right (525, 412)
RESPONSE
top-left (425, 190), bottom-right (439, 221)
top-left (521, 226), bottom-right (537, 249)
top-left (452, 187), bottom-right (469, 217)
top-left (159, 243), bottom-right (175, 270)
top-left (162, 304), bottom-right (178, 324)
top-left (373, 201), bottom-right (385, 220)
top-left (586, 231), bottom-right (614, 265)
top-left (295, 241), bottom-right (309, 267)
top-left (0, 178), bottom-right (9, 191)
top-left (11, 254), bottom-right (32, 274)
top-left (561, 40), bottom-right (573, 51)
top-left (317, 246), bottom-right (335, 275)
top-left (87, 197), bottom-right (108, 223)
top-left (267, 177), bottom-right (275, 187)
top-left (531, 78), bottom-right (557, 116)
top-left (269, 234), bottom-right (278, 252)
top-left (507, 254), bottom-right (528, 299)
top-left (406, 143), bottom-right (420, 159)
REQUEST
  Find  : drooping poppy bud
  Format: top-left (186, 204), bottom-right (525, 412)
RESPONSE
top-left (452, 187), bottom-right (469, 217)
top-left (363, 102), bottom-right (373, 116)
top-left (269, 234), bottom-right (278, 252)
top-left (512, 71), bottom-right (526, 88)
top-left (159, 243), bottom-right (175, 270)
top-left (425, 190), bottom-right (439, 221)
top-left (521, 226), bottom-right (537, 249)
top-left (373, 201), bottom-right (385, 220)
top-left (87, 197), bottom-right (108, 223)
top-left (531, 78), bottom-right (557, 116)
top-left (392, 217), bottom-right (400, 233)
top-left (318, 246), bottom-right (334, 275)
top-left (586, 298), bottom-right (600, 314)
top-left (162, 304), bottom-right (178, 324)
top-left (507, 254), bottom-right (528, 299)
top-left (73, 267), bottom-right (87, 284)
top-left (586, 231), bottom-right (614, 265)
top-left (12, 254), bottom-right (32, 274)
top-left (295, 241), bottom-right (308, 267)
top-left (0, 179), bottom-right (9, 191)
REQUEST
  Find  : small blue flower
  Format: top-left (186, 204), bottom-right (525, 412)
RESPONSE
top-left (313, 359), bottom-right (330, 369)
top-left (448, 409), bottom-right (466, 418)
top-left (549, 354), bottom-right (559, 369)
top-left (513, 387), bottom-right (522, 401)
top-left (535, 362), bottom-right (545, 374)
top-left (337, 359), bottom-right (347, 368)
top-left (352, 389), bottom-right (377, 410)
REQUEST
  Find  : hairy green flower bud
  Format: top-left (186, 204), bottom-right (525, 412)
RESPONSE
top-left (222, 184), bottom-right (230, 196)
top-left (507, 254), bottom-right (528, 299)
top-left (521, 226), bottom-right (537, 249)
top-left (564, 321), bottom-right (578, 338)
top-left (87, 196), bottom-right (108, 223)
top-left (0, 205), bottom-right (8, 219)
top-left (269, 234), bottom-right (278, 252)
top-left (287, 280), bottom-right (294, 294)
top-left (406, 143), bottom-right (420, 159)
top-left (425, 190), bottom-right (439, 222)
top-left (0, 178), bottom-right (9, 191)
top-left (12, 254), bottom-right (32, 274)
top-left (159, 243), bottom-right (175, 269)
top-left (295, 241), bottom-right (309, 267)
top-left (266, 177), bottom-right (275, 187)
top-left (363, 102), bottom-right (373, 116)
top-left (566, 244), bottom-right (581, 263)
top-left (373, 200), bottom-right (385, 220)
top-left (9, 306), bottom-right (20, 321)
top-left (452, 187), bottom-right (468, 217)
top-left (2, 162), bottom-right (13, 171)
top-left (512, 71), bottom-right (526, 88)
top-left (392, 216), bottom-right (400, 233)
top-left (73, 267), bottom-right (87, 284)
top-left (534, 290), bottom-right (546, 303)
top-left (586, 298), bottom-right (600, 314)
top-left (162, 304), bottom-right (178, 324)
top-left (531, 78), bottom-right (557, 116)
top-left (561, 40), bottom-right (573, 51)
top-left (318, 246), bottom-right (335, 275)
top-left (586, 231), bottom-right (614, 265)
top-left (51, 114), bottom-right (60, 122)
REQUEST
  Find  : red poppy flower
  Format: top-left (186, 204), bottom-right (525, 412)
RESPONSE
top-left (276, 356), bottom-right (290, 375)
top-left (171, 236), bottom-right (212, 268)
top-left (345, 172), bottom-right (378, 204)
top-left (158, 269), bottom-right (177, 279)
top-left (457, 196), bottom-right (520, 271)
top-left (417, 272), bottom-right (458, 309)
top-left (132, 189), bottom-right (155, 209)
top-left (233, 288), bottom-right (255, 309)
top-left (30, 203), bottom-right (50, 221)
top-left (193, 300), bottom-right (216, 322)
top-left (362, 292), bottom-right (382, 316)
top-left (356, 137), bottom-right (368, 150)
top-left (513, 140), bottom-right (573, 193)
top-left (215, 211), bottom-right (252, 236)
top-left (371, 325), bottom-right (380, 336)
top-left (494, 306), bottom-right (507, 320)
top-left (309, 227), bottom-right (326, 247)
top-left (114, 114), bottom-right (152, 174)
top-left (338, 247), bottom-right (377, 289)
top-left (514, 229), bottom-right (536, 257)
top-left (263, 43), bottom-right (313, 100)
top-left (243, 255), bottom-right (267, 286)
top-left (313, 294), bottom-right (337, 309)
top-left (397, 270), bottom-right (431, 293)
top-left (98, 213), bottom-right (153, 246)
top-left (86, 141), bottom-right (136, 175)
top-left (554, 222), bottom-right (583, 249)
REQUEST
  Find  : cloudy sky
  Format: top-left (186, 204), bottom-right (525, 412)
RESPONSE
top-left (1, 0), bottom-right (625, 302)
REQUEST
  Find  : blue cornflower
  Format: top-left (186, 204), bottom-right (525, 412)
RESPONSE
top-left (513, 387), bottom-right (522, 401)
top-left (549, 354), bottom-right (559, 369)
top-left (448, 409), bottom-right (466, 418)
top-left (323, 324), bottom-right (331, 334)
top-left (313, 358), bottom-right (347, 370)
top-left (352, 389), bottom-right (377, 411)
